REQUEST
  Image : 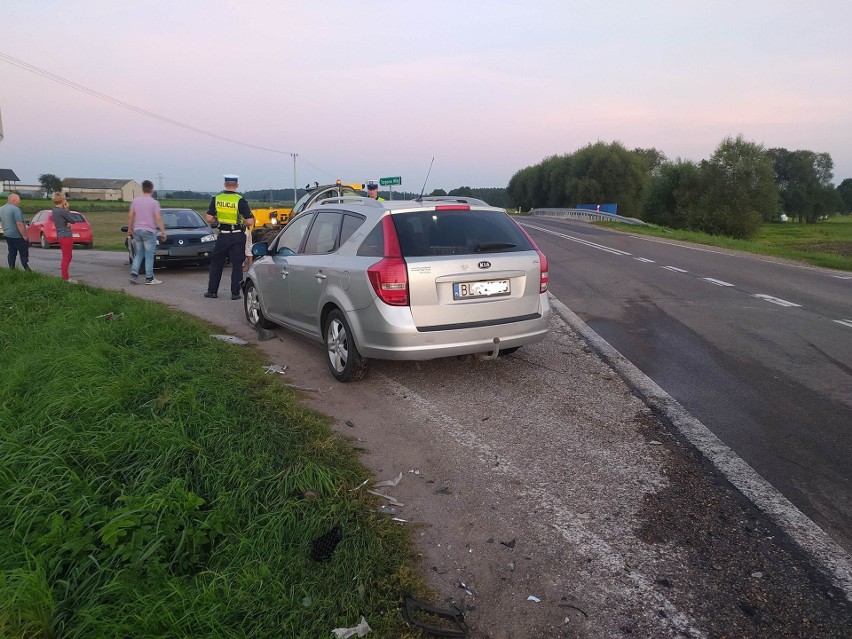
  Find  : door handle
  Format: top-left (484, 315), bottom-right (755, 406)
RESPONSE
top-left (280, 268), bottom-right (289, 279)
top-left (315, 272), bottom-right (327, 281)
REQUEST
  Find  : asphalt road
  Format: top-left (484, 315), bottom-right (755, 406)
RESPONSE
top-left (520, 217), bottom-right (852, 553)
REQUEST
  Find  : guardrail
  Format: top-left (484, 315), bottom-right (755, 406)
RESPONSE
top-left (530, 208), bottom-right (647, 226)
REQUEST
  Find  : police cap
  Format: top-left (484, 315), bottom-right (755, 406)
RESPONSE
top-left (223, 174), bottom-right (239, 183)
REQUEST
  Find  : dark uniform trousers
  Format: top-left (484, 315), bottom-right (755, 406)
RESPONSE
top-left (207, 230), bottom-right (246, 296)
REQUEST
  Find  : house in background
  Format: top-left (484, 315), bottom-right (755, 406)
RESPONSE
top-left (62, 178), bottom-right (142, 201)
top-left (0, 168), bottom-right (21, 193)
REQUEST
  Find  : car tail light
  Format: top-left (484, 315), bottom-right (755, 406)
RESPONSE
top-left (515, 221), bottom-right (548, 293)
top-left (434, 205), bottom-right (470, 211)
top-left (367, 216), bottom-right (409, 306)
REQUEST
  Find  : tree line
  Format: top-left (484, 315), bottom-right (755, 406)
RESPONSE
top-left (507, 137), bottom-right (852, 239)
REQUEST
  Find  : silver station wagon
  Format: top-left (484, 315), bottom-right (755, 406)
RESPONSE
top-left (243, 196), bottom-right (551, 381)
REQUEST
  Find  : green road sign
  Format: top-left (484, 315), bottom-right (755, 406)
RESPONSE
top-left (379, 176), bottom-right (401, 186)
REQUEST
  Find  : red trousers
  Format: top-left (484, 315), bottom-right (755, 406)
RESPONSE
top-left (59, 237), bottom-right (74, 280)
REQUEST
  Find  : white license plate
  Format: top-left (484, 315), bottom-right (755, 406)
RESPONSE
top-left (453, 279), bottom-right (510, 300)
top-left (72, 233), bottom-right (81, 238)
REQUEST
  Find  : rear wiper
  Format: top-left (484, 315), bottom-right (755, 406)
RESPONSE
top-left (473, 242), bottom-right (516, 252)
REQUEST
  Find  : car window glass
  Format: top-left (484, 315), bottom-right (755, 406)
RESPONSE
top-left (69, 213), bottom-right (85, 223)
top-left (273, 213), bottom-right (314, 256)
top-left (302, 211), bottom-right (341, 255)
top-left (33, 212), bottom-right (44, 223)
top-left (339, 214), bottom-right (365, 247)
top-left (357, 220), bottom-right (384, 257)
top-left (392, 209), bottom-right (532, 257)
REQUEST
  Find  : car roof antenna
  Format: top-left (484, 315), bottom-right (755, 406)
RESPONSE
top-left (416, 157), bottom-right (435, 202)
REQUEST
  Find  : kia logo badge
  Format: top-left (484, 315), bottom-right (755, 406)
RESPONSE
top-left (478, 261), bottom-right (491, 269)
top-left (178, 239), bottom-right (184, 245)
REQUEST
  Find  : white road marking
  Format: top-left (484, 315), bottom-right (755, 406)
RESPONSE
top-left (662, 266), bottom-right (688, 273)
top-left (549, 295), bottom-right (852, 601)
top-left (522, 223), bottom-right (632, 256)
top-left (634, 257), bottom-right (655, 263)
top-left (834, 319), bottom-right (852, 329)
top-left (754, 294), bottom-right (801, 308)
top-left (830, 275), bottom-right (852, 280)
top-left (703, 278), bottom-right (735, 287)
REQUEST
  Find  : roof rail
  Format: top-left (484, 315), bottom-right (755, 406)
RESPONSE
top-left (318, 196), bottom-right (384, 207)
top-left (419, 195), bottom-right (489, 206)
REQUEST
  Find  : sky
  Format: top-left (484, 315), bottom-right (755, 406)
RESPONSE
top-left (1, 1), bottom-right (851, 194)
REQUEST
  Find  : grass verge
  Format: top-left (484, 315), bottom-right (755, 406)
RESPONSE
top-left (0, 270), bottom-right (424, 638)
top-left (593, 215), bottom-right (852, 271)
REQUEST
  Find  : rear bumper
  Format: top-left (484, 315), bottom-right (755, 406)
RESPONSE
top-left (347, 294), bottom-right (551, 360)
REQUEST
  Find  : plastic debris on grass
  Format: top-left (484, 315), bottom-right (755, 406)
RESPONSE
top-left (211, 334), bottom-right (248, 345)
top-left (332, 616), bottom-right (371, 638)
top-left (262, 364), bottom-right (287, 374)
top-left (310, 526), bottom-right (342, 562)
top-left (95, 312), bottom-right (124, 320)
top-left (527, 595), bottom-right (541, 603)
top-left (402, 596), bottom-right (468, 638)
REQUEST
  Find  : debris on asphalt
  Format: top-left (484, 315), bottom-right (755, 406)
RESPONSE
top-left (527, 595), bottom-right (541, 603)
top-left (435, 486), bottom-right (452, 495)
top-left (262, 364), bottom-right (287, 374)
top-left (281, 382), bottom-right (320, 392)
top-left (331, 616), bottom-right (371, 638)
top-left (255, 327), bottom-right (275, 342)
top-left (649, 440), bottom-right (664, 446)
top-left (345, 419), bottom-right (355, 427)
top-left (375, 472), bottom-right (403, 487)
top-left (210, 334), bottom-right (248, 345)
top-left (500, 538), bottom-right (516, 549)
top-left (460, 581), bottom-right (474, 596)
top-left (367, 490), bottom-right (404, 507)
top-left (402, 596), bottom-right (468, 637)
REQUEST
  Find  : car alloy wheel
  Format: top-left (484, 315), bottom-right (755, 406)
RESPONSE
top-left (243, 280), bottom-right (274, 329)
top-left (40, 234), bottom-right (49, 249)
top-left (324, 309), bottom-right (367, 382)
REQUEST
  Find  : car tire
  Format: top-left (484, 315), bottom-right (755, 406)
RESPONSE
top-left (82, 243), bottom-right (93, 249)
top-left (324, 308), bottom-right (368, 382)
top-left (243, 280), bottom-right (275, 329)
top-left (40, 234), bottom-right (49, 249)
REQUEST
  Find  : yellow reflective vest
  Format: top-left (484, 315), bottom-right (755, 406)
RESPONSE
top-left (214, 192), bottom-right (244, 225)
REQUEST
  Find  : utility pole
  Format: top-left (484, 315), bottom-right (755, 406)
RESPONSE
top-left (291, 153), bottom-right (298, 206)
top-left (156, 172), bottom-right (164, 193)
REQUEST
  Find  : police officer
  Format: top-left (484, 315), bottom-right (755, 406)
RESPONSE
top-left (366, 182), bottom-right (385, 201)
top-left (204, 174), bottom-right (254, 300)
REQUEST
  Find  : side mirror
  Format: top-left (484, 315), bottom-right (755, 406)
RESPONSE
top-left (251, 241), bottom-right (269, 257)
top-left (120, 226), bottom-right (129, 232)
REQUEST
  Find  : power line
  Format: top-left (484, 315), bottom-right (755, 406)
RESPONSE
top-left (0, 51), bottom-right (348, 183)
top-left (0, 50), bottom-right (294, 155)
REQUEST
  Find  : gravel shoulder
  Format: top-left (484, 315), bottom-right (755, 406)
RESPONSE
top-left (23, 249), bottom-right (852, 637)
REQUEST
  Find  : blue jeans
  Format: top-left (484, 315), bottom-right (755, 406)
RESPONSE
top-left (131, 229), bottom-right (157, 280)
top-left (6, 237), bottom-right (30, 270)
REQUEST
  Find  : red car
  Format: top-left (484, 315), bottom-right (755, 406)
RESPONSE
top-left (26, 209), bottom-right (94, 249)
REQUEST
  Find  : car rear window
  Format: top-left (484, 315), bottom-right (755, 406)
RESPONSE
top-left (69, 213), bottom-right (86, 223)
top-left (390, 209), bottom-right (533, 257)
